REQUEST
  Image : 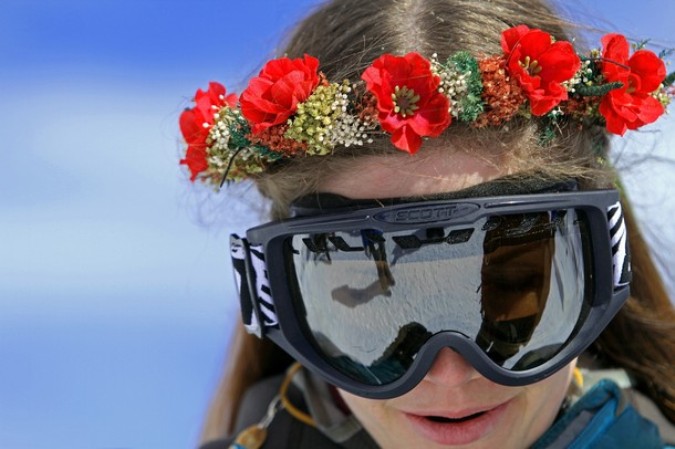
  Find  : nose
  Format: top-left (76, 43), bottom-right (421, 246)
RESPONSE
top-left (423, 347), bottom-right (481, 387)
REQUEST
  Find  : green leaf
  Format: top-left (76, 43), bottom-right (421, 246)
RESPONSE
top-left (633, 39), bottom-right (650, 51)
top-left (449, 51), bottom-right (484, 122)
top-left (538, 125), bottom-right (557, 147)
top-left (664, 71), bottom-right (675, 88)
top-left (658, 48), bottom-right (674, 59)
top-left (575, 82), bottom-right (624, 97)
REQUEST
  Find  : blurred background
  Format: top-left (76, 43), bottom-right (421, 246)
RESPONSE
top-left (0, 1), bottom-right (673, 448)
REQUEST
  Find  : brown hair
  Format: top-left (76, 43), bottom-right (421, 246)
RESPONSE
top-left (201, 0), bottom-right (675, 441)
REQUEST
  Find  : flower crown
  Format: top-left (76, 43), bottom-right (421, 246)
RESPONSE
top-left (180, 25), bottom-right (674, 185)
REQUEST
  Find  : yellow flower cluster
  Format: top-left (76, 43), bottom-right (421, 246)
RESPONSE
top-left (285, 80), bottom-right (374, 155)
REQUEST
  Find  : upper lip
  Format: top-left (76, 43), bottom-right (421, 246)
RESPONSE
top-left (400, 398), bottom-right (512, 419)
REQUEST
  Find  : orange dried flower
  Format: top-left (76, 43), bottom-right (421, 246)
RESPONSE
top-left (561, 96), bottom-right (600, 121)
top-left (473, 56), bottom-right (527, 128)
top-left (356, 91), bottom-right (379, 123)
top-left (247, 124), bottom-right (308, 156)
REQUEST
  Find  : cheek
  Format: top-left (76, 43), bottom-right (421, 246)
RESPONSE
top-left (337, 390), bottom-right (402, 447)
top-left (516, 361), bottom-right (577, 445)
top-left (337, 391), bottom-right (387, 429)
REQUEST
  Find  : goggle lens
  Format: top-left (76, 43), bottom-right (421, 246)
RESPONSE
top-left (285, 209), bottom-right (592, 386)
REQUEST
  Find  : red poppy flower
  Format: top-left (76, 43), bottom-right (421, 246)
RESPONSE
top-left (179, 82), bottom-right (237, 181)
top-left (598, 33), bottom-right (666, 135)
top-left (502, 25), bottom-right (581, 116)
top-left (361, 52), bottom-right (451, 154)
top-left (195, 82), bottom-right (238, 120)
top-left (240, 55), bottom-right (320, 135)
top-left (180, 144), bottom-right (209, 181)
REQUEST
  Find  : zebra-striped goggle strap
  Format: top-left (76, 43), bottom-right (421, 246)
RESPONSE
top-left (230, 189), bottom-right (631, 396)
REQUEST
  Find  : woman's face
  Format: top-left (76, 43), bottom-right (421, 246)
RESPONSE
top-left (320, 149), bottom-right (576, 449)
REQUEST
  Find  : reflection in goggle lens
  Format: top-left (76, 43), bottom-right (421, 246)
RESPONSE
top-left (288, 210), bottom-right (589, 385)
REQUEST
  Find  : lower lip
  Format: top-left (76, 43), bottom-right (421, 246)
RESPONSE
top-left (403, 400), bottom-right (511, 446)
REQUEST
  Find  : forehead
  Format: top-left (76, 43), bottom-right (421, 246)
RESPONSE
top-left (319, 148), bottom-right (507, 199)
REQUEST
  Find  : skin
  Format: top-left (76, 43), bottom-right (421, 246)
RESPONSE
top-left (320, 148), bottom-right (576, 449)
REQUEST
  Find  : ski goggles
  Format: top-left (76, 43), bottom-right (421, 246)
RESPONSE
top-left (230, 188), bottom-right (631, 399)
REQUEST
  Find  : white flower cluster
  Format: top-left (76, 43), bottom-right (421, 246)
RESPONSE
top-left (206, 109), bottom-right (234, 170)
top-left (563, 59), bottom-right (594, 93)
top-left (323, 84), bottom-right (375, 149)
top-left (431, 53), bottom-right (470, 118)
top-left (207, 108), bottom-right (268, 179)
top-left (323, 112), bottom-right (375, 149)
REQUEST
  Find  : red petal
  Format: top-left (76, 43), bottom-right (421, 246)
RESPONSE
top-left (180, 145), bottom-right (209, 181)
top-left (518, 30), bottom-right (553, 59)
top-left (538, 41), bottom-right (581, 82)
top-left (380, 55), bottom-right (410, 87)
top-left (260, 55), bottom-right (319, 88)
top-left (207, 82), bottom-right (226, 102)
top-left (528, 84), bottom-right (567, 116)
top-left (362, 62), bottom-right (384, 88)
top-left (179, 109), bottom-right (209, 144)
top-left (362, 62), bottom-right (393, 111)
top-left (363, 55), bottom-right (405, 113)
top-left (194, 82), bottom-right (229, 111)
top-left (402, 53), bottom-right (434, 86)
top-left (378, 110), bottom-right (404, 135)
top-left (240, 97), bottom-right (274, 125)
top-left (260, 57), bottom-right (294, 79)
top-left (634, 95), bottom-right (665, 126)
top-left (390, 125), bottom-right (422, 154)
top-left (241, 77), bottom-right (276, 108)
top-left (225, 93), bottom-right (238, 108)
top-left (408, 94), bottom-right (451, 136)
top-left (269, 71), bottom-right (308, 108)
top-left (301, 54), bottom-right (320, 77)
top-left (240, 78), bottom-right (286, 127)
top-left (509, 57), bottom-right (541, 92)
top-left (601, 33), bottom-right (629, 63)
top-left (501, 25), bottom-right (531, 55)
top-left (599, 96), bottom-right (628, 136)
top-left (629, 50), bottom-right (666, 93)
top-left (239, 54), bottom-right (320, 134)
top-left (606, 90), bottom-right (665, 131)
top-left (601, 34), bottom-right (630, 81)
top-left (194, 96), bottom-right (218, 124)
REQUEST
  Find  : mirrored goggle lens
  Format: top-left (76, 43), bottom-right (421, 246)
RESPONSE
top-left (284, 209), bottom-right (592, 386)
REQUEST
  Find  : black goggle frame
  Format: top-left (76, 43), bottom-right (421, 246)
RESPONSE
top-left (230, 189), bottom-right (630, 399)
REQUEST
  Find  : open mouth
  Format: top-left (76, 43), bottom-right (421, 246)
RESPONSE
top-left (426, 411), bottom-right (487, 423)
top-left (404, 400), bottom-right (512, 445)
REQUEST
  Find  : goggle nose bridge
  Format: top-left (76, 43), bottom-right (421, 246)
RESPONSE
top-left (395, 330), bottom-right (501, 387)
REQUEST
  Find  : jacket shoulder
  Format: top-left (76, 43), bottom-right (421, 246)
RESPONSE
top-left (623, 388), bottom-right (675, 445)
top-left (199, 374), bottom-right (346, 449)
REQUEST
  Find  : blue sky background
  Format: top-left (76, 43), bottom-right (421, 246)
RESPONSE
top-left (0, 1), bottom-right (673, 448)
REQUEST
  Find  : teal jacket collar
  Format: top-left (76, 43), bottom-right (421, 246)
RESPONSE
top-left (532, 379), bottom-right (669, 449)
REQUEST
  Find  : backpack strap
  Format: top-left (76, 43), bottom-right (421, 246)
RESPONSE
top-left (199, 369), bottom-right (344, 449)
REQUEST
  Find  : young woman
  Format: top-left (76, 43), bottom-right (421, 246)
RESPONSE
top-left (179, 0), bottom-right (675, 447)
